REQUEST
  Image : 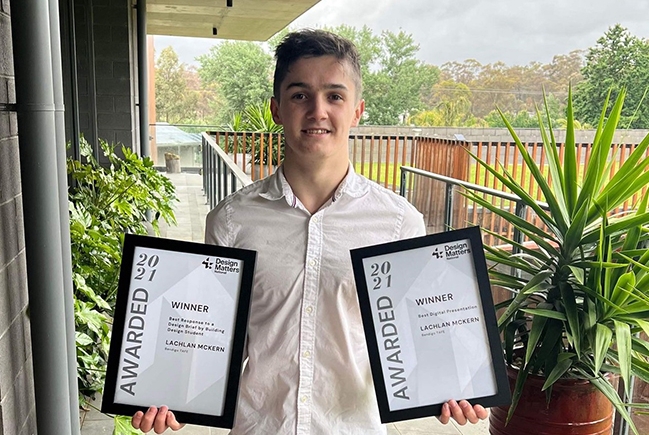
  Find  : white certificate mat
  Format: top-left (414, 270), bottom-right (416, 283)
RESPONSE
top-left (350, 226), bottom-right (510, 423)
top-left (102, 234), bottom-right (256, 428)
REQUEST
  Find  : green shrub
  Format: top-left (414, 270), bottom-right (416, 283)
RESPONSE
top-left (68, 137), bottom-right (177, 404)
top-left (227, 101), bottom-right (284, 165)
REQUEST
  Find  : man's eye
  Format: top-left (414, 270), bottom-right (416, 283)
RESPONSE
top-left (292, 93), bottom-right (306, 100)
top-left (330, 94), bottom-right (343, 101)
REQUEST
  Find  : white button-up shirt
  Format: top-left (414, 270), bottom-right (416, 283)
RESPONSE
top-left (205, 166), bottom-right (426, 435)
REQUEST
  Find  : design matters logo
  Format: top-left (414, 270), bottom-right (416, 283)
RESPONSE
top-left (444, 242), bottom-right (471, 260)
top-left (203, 257), bottom-right (240, 274)
top-left (431, 247), bottom-right (444, 259)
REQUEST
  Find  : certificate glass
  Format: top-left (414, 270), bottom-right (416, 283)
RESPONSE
top-left (101, 234), bottom-right (256, 428)
top-left (350, 226), bottom-right (510, 423)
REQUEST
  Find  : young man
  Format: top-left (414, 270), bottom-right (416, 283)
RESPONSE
top-left (133, 29), bottom-right (487, 434)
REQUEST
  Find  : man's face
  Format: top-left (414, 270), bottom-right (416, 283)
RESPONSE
top-left (271, 55), bottom-right (364, 164)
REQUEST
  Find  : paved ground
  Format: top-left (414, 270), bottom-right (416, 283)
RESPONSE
top-left (80, 172), bottom-right (489, 435)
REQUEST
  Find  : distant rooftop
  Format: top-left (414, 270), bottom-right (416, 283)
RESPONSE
top-left (154, 123), bottom-right (201, 146)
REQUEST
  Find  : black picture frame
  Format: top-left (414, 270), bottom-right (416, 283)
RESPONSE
top-left (101, 234), bottom-right (256, 428)
top-left (350, 226), bottom-right (510, 423)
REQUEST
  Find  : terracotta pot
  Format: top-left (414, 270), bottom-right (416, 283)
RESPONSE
top-left (489, 366), bottom-right (614, 435)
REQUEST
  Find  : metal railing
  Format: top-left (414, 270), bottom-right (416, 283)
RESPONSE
top-left (202, 132), bottom-right (252, 209)
top-left (399, 165), bottom-right (550, 253)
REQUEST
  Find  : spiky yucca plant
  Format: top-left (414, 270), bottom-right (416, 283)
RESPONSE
top-left (465, 88), bottom-right (649, 433)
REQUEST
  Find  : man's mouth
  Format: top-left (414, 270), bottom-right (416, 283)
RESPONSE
top-left (303, 129), bottom-right (330, 134)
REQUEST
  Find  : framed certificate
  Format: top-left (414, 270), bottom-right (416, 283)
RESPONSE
top-left (101, 234), bottom-right (256, 428)
top-left (350, 226), bottom-right (510, 423)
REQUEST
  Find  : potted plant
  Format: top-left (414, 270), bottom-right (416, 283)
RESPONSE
top-left (164, 151), bottom-right (181, 173)
top-left (244, 101), bottom-right (283, 178)
top-left (227, 102), bottom-right (284, 179)
top-left (464, 88), bottom-right (649, 434)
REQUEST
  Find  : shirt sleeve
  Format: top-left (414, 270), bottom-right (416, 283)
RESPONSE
top-left (400, 202), bottom-right (426, 239)
top-left (204, 201), bottom-right (230, 246)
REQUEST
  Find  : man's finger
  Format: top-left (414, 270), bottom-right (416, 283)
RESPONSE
top-left (449, 400), bottom-right (467, 425)
top-left (437, 402), bottom-right (451, 424)
top-left (166, 411), bottom-right (185, 431)
top-left (474, 404), bottom-right (488, 420)
top-left (458, 400), bottom-right (478, 424)
top-left (138, 407), bottom-right (158, 433)
top-left (131, 411), bottom-right (144, 429)
top-left (153, 406), bottom-right (169, 434)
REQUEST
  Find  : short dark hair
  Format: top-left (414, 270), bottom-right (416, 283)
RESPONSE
top-left (273, 29), bottom-right (362, 101)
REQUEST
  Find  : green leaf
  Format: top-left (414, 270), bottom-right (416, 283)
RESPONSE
top-left (507, 365), bottom-right (530, 424)
top-left (568, 266), bottom-right (585, 285)
top-left (593, 323), bottom-right (613, 374)
top-left (497, 109), bottom-right (569, 233)
top-left (525, 314), bottom-right (547, 368)
top-left (563, 87), bottom-right (578, 215)
top-left (531, 319), bottom-right (564, 374)
top-left (464, 152), bottom-right (557, 233)
top-left (538, 100), bottom-right (567, 217)
top-left (75, 332), bottom-right (94, 347)
top-left (630, 356), bottom-right (649, 384)
top-left (635, 319), bottom-right (649, 338)
top-left (613, 319), bottom-right (632, 397)
top-left (541, 358), bottom-right (572, 391)
top-left (498, 271), bottom-right (554, 326)
top-left (113, 415), bottom-right (140, 435)
top-left (608, 272), bottom-right (636, 317)
top-left (604, 131), bottom-right (649, 194)
top-left (464, 191), bottom-right (560, 256)
top-left (520, 308), bottom-right (567, 321)
top-left (562, 198), bottom-right (590, 258)
top-left (559, 283), bottom-right (581, 356)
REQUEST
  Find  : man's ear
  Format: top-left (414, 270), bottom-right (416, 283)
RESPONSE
top-left (270, 97), bottom-right (282, 125)
top-left (352, 99), bottom-right (365, 127)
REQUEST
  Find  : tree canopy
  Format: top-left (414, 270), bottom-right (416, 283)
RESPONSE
top-left (325, 25), bottom-right (440, 125)
top-left (155, 47), bottom-right (190, 123)
top-left (573, 24), bottom-right (649, 129)
top-left (197, 41), bottom-right (273, 120)
top-left (153, 24), bottom-right (649, 129)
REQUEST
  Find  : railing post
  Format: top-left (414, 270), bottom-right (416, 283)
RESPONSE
top-left (206, 145), bottom-right (212, 206)
top-left (399, 167), bottom-right (407, 197)
top-left (613, 376), bottom-right (634, 435)
top-left (203, 142), bottom-right (212, 204)
top-left (219, 158), bottom-right (225, 202)
top-left (215, 153), bottom-right (221, 205)
top-left (511, 201), bottom-right (528, 277)
top-left (202, 137), bottom-right (207, 194)
top-left (513, 201), bottom-right (527, 253)
top-left (444, 183), bottom-right (454, 231)
top-left (210, 150), bottom-right (217, 209)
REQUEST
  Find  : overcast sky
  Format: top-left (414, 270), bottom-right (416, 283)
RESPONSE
top-left (154, 0), bottom-right (649, 67)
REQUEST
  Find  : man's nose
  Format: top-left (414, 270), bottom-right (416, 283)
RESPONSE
top-left (307, 97), bottom-right (328, 120)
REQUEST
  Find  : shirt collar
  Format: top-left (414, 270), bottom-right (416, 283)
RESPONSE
top-left (259, 163), bottom-right (370, 206)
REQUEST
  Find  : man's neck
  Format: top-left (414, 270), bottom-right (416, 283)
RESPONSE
top-left (282, 157), bottom-right (349, 215)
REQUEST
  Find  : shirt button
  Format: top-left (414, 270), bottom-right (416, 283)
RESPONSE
top-left (303, 350), bottom-right (311, 358)
top-left (306, 306), bottom-right (313, 314)
top-left (312, 216), bottom-right (319, 223)
top-left (301, 395), bottom-right (308, 403)
top-left (309, 259), bottom-right (316, 267)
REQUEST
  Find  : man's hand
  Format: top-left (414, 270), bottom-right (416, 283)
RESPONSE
top-left (131, 406), bottom-right (185, 434)
top-left (438, 400), bottom-right (488, 425)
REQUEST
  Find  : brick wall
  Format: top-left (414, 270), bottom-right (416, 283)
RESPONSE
top-left (74, 0), bottom-right (134, 164)
top-left (0, 2), bottom-right (37, 435)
